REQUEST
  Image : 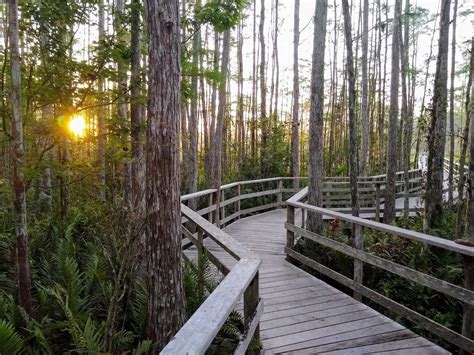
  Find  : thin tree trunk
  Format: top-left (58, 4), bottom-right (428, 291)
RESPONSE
top-left (384, 0), bottom-right (402, 224)
top-left (463, 32), bottom-right (474, 347)
top-left (401, 0), bottom-right (411, 221)
top-left (448, 0), bottom-right (458, 205)
top-left (130, 0), bottom-right (145, 224)
top-left (291, 0), bottom-right (300, 188)
top-left (145, 0), bottom-right (186, 351)
top-left (414, 7), bottom-right (439, 167)
top-left (455, 37), bottom-right (473, 239)
top-left (360, 0), bottom-right (369, 176)
top-left (98, 0), bottom-right (106, 201)
top-left (426, 0), bottom-right (451, 229)
top-left (188, 0), bottom-right (201, 210)
top-left (342, 0), bottom-right (359, 218)
top-left (211, 29), bottom-right (231, 226)
top-left (9, 0), bottom-right (32, 317)
top-left (259, 0), bottom-right (268, 174)
top-left (307, 0), bottom-right (328, 236)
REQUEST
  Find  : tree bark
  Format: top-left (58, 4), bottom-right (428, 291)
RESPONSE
top-left (291, 0), bottom-right (300, 189)
top-left (145, 0), bottom-right (186, 351)
top-left (401, 0), bottom-right (411, 221)
top-left (360, 0), bottom-right (369, 176)
top-left (384, 0), bottom-right (402, 224)
top-left (259, 0), bottom-right (268, 174)
top-left (9, 0), bottom-right (32, 317)
top-left (211, 29), bottom-right (231, 226)
top-left (448, 0), bottom-right (458, 205)
top-left (455, 36), bottom-right (473, 239)
top-left (426, 0), bottom-right (451, 229)
top-left (342, 0), bottom-right (359, 218)
top-left (307, 0), bottom-right (328, 235)
top-left (98, 0), bottom-right (106, 201)
top-left (187, 0), bottom-right (201, 211)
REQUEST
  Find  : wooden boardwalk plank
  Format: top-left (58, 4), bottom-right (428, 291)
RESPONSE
top-left (221, 209), bottom-right (450, 355)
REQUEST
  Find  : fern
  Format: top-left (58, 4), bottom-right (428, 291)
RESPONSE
top-left (0, 319), bottom-right (24, 355)
top-left (132, 340), bottom-right (152, 355)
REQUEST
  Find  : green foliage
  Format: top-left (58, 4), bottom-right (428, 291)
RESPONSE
top-left (0, 319), bottom-right (24, 355)
top-left (196, 0), bottom-right (247, 32)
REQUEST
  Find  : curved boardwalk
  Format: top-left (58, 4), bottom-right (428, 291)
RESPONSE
top-left (217, 209), bottom-right (449, 354)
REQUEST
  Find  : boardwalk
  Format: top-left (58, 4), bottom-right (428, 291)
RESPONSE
top-left (186, 209), bottom-right (450, 354)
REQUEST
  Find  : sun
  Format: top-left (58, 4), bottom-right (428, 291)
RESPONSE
top-left (68, 115), bottom-right (86, 138)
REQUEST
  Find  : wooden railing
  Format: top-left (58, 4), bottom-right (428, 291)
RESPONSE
top-left (164, 171), bottom-right (425, 353)
top-left (285, 187), bottom-right (474, 353)
top-left (162, 205), bottom-right (263, 354)
top-left (180, 170), bottom-right (423, 227)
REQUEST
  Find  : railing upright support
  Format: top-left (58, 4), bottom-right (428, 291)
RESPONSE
top-left (353, 224), bottom-right (364, 301)
top-left (286, 205), bottom-right (295, 255)
top-left (462, 254), bottom-right (474, 350)
top-left (244, 272), bottom-right (260, 351)
top-left (277, 179), bottom-right (283, 207)
top-left (220, 189), bottom-right (226, 223)
top-left (197, 228), bottom-right (204, 296)
top-left (375, 184), bottom-right (381, 222)
top-left (208, 193), bottom-right (214, 223)
top-left (236, 183), bottom-right (241, 219)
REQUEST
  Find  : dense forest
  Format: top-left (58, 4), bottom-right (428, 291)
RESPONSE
top-left (0, 0), bottom-right (473, 353)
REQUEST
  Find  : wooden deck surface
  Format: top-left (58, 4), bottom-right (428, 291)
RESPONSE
top-left (186, 209), bottom-right (450, 354)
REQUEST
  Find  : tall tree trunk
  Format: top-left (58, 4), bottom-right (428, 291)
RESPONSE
top-left (342, 0), bottom-right (359, 218)
top-left (463, 33), bottom-right (474, 347)
top-left (384, 0), bottom-right (402, 224)
top-left (307, 0), bottom-right (328, 236)
top-left (448, 0), bottom-right (458, 205)
top-left (251, 0), bottom-right (257, 159)
top-left (291, 0), bottom-right (300, 188)
top-left (9, 0), bottom-right (32, 317)
top-left (130, 0), bottom-right (145, 227)
top-left (98, 0), bottom-right (106, 201)
top-left (360, 0), bottom-right (369, 176)
top-left (207, 33), bottom-right (219, 185)
top-left (114, 0), bottom-right (130, 201)
top-left (455, 36), bottom-right (474, 239)
top-left (401, 0), bottom-right (411, 221)
top-left (237, 22), bottom-right (244, 172)
top-left (414, 8), bottom-right (439, 167)
top-left (259, 0), bottom-right (268, 174)
top-left (187, 0), bottom-right (201, 210)
top-left (211, 29), bottom-right (231, 226)
top-left (145, 0), bottom-right (186, 351)
top-left (426, 0), bottom-right (451, 229)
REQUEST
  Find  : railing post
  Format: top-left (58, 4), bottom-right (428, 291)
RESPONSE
top-left (353, 224), bottom-right (364, 301)
top-left (286, 205), bottom-right (295, 255)
top-left (220, 189), bottom-right (226, 224)
top-left (244, 272), bottom-right (260, 351)
top-left (277, 178), bottom-right (283, 207)
top-left (208, 193), bottom-right (214, 223)
top-left (462, 254), bottom-right (474, 350)
top-left (236, 183), bottom-right (241, 219)
top-left (197, 228), bottom-right (204, 297)
top-left (375, 183), bottom-right (381, 222)
top-left (212, 190), bottom-right (220, 226)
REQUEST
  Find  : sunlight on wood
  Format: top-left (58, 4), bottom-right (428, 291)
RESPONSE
top-left (68, 115), bottom-right (86, 138)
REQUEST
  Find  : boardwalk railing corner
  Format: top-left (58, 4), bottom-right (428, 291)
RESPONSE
top-left (162, 200), bottom-right (263, 354)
